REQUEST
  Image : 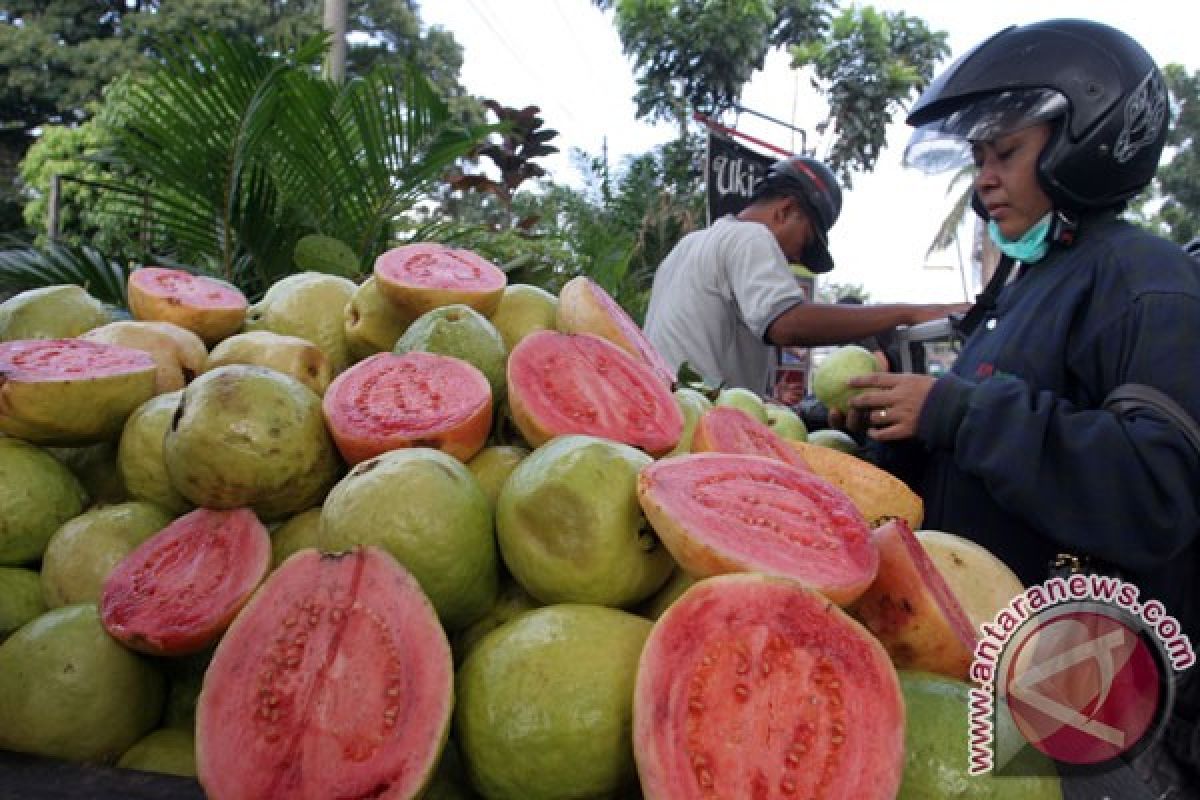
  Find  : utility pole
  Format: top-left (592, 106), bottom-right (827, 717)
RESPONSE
top-left (323, 0), bottom-right (348, 83)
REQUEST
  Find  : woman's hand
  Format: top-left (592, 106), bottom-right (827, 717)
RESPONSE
top-left (845, 373), bottom-right (938, 441)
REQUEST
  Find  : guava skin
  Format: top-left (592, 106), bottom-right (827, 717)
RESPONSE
top-left (812, 344), bottom-right (881, 413)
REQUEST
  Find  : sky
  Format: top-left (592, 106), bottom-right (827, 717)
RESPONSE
top-left (421, 1), bottom-right (1199, 303)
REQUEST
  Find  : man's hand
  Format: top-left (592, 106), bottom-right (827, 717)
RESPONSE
top-left (905, 302), bottom-right (972, 326)
top-left (845, 372), bottom-right (938, 441)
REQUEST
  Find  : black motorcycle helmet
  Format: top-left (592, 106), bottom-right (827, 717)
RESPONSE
top-left (752, 155), bottom-right (843, 273)
top-left (904, 19), bottom-right (1169, 214)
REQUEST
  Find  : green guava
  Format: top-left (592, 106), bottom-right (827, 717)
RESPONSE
top-left (160, 647), bottom-right (214, 732)
top-left (807, 427), bottom-right (862, 454)
top-left (633, 567), bottom-right (696, 620)
top-left (765, 401), bottom-right (808, 441)
top-left (0, 604), bottom-right (165, 763)
top-left (487, 283), bottom-right (558, 352)
top-left (666, 386), bottom-right (714, 456)
top-left (422, 738), bottom-right (482, 800)
top-left (0, 284), bottom-right (111, 341)
top-left (293, 233), bottom-right (359, 277)
top-left (243, 271), bottom-right (357, 373)
top-left (204, 330), bottom-right (332, 396)
top-left (118, 728), bottom-right (197, 777)
top-left (813, 344), bottom-right (881, 412)
top-left (0, 437), bottom-right (88, 565)
top-left (455, 605), bottom-right (652, 800)
top-left (318, 448), bottom-right (498, 631)
top-left (268, 506), bottom-right (322, 568)
top-left (117, 391), bottom-right (194, 515)
top-left (495, 434), bottom-right (675, 607)
top-left (714, 386), bottom-right (768, 422)
top-left (394, 303), bottom-right (508, 401)
top-left (164, 365), bottom-right (341, 521)
top-left (47, 441), bottom-right (129, 506)
top-left (466, 445), bottom-right (530, 509)
top-left (40, 502), bottom-right (173, 608)
top-left (0, 567), bottom-right (46, 640)
top-left (344, 275), bottom-right (416, 361)
top-left (450, 577), bottom-right (540, 665)
top-left (899, 671), bottom-right (1063, 799)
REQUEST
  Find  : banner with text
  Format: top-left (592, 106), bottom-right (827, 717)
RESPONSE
top-left (705, 133), bottom-right (777, 225)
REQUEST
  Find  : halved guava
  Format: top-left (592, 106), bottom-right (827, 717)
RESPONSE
top-left (634, 573), bottom-right (905, 800)
top-left (195, 546), bottom-right (453, 800)
top-left (637, 452), bottom-right (878, 605)
top-left (0, 338), bottom-right (157, 445)
top-left (322, 351), bottom-right (492, 465)
top-left (915, 529), bottom-right (1025, 633)
top-left (507, 330), bottom-right (683, 456)
top-left (791, 439), bottom-right (924, 528)
top-left (851, 519), bottom-right (977, 680)
top-left (127, 267), bottom-right (248, 345)
top-left (374, 242), bottom-right (507, 317)
top-left (101, 507), bottom-right (270, 656)
top-left (556, 275), bottom-right (675, 386)
top-left (690, 406), bottom-right (812, 470)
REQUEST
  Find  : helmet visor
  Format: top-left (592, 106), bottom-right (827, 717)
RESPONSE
top-left (903, 88), bottom-right (1068, 173)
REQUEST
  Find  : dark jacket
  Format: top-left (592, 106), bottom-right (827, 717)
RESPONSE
top-left (883, 213), bottom-right (1200, 639)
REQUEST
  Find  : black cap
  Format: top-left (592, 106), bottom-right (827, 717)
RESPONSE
top-left (756, 156), bottom-right (843, 273)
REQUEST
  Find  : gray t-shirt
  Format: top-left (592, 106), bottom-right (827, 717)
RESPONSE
top-left (644, 216), bottom-right (806, 392)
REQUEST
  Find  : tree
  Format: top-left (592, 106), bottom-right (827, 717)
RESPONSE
top-left (1144, 64), bottom-right (1200, 244)
top-left (0, 0), bottom-right (466, 236)
top-left (1, 32), bottom-right (487, 303)
top-left (595, 0), bottom-right (947, 184)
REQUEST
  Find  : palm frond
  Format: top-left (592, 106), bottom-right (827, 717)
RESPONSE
top-left (0, 238), bottom-right (134, 307)
top-left (927, 165), bottom-right (977, 256)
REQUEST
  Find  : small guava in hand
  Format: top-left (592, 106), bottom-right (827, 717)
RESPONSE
top-left (813, 344), bottom-right (881, 412)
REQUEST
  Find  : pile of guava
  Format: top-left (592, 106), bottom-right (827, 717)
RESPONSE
top-left (0, 248), bottom-right (1059, 800)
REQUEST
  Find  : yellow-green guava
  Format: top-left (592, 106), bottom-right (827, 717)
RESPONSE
top-left (455, 604), bottom-right (652, 800)
top-left (495, 434), bottom-right (675, 607)
top-left (899, 671), bottom-right (1062, 799)
top-left (268, 507), bottom-right (322, 568)
top-left (487, 283), bottom-right (558, 351)
top-left (451, 577), bottom-right (541, 665)
top-left (163, 365), bottom-right (341, 521)
top-left (0, 284), bottom-right (111, 341)
top-left (807, 427), bottom-right (862, 453)
top-left (318, 448), bottom-right (498, 631)
top-left (666, 386), bottom-right (713, 456)
top-left (766, 401), bottom-right (808, 441)
top-left (343, 275), bottom-right (416, 361)
top-left (117, 390), bottom-right (193, 515)
top-left (0, 437), bottom-right (88, 565)
top-left (204, 330), bottom-right (332, 396)
top-left (243, 271), bottom-right (357, 372)
top-left (466, 444), bottom-right (530, 509)
top-left (395, 303), bottom-right (508, 401)
top-left (40, 502), bottom-right (173, 608)
top-left (0, 604), bottom-right (164, 763)
top-left (813, 344), bottom-right (881, 412)
top-left (714, 386), bottom-right (768, 422)
top-left (47, 441), bottom-right (128, 506)
top-left (0, 567), bottom-right (46, 640)
top-left (118, 728), bottom-right (197, 777)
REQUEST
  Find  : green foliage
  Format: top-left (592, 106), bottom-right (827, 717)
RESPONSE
top-left (598, 0), bottom-right (946, 180)
top-left (96, 32), bottom-right (486, 298)
top-left (790, 6), bottom-right (948, 185)
top-left (1, 1), bottom-right (468, 238)
top-left (1146, 65), bottom-right (1200, 244)
top-left (0, 237), bottom-right (132, 307)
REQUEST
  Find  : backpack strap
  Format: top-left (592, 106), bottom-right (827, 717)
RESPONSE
top-left (1103, 383), bottom-right (1200, 457)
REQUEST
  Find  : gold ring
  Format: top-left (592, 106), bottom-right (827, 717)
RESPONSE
top-left (879, 409), bottom-right (888, 420)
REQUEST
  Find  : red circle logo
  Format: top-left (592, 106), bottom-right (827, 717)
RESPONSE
top-left (1002, 608), bottom-right (1164, 765)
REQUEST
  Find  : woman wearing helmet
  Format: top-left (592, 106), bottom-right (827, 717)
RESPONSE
top-left (841, 19), bottom-right (1200, 797)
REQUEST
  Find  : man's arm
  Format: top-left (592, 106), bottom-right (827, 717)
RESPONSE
top-left (765, 301), bottom-right (968, 348)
